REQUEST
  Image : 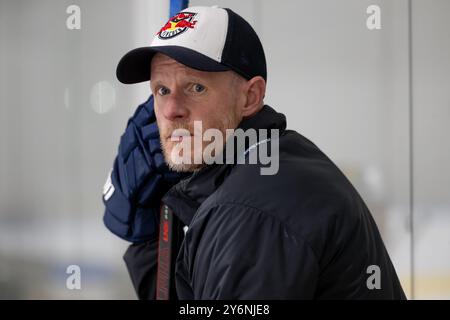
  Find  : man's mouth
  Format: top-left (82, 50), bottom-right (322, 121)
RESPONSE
top-left (168, 131), bottom-right (193, 142)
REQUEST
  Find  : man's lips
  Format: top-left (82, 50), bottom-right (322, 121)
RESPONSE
top-left (167, 133), bottom-right (193, 142)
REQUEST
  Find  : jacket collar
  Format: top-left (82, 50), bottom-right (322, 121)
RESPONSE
top-left (162, 104), bottom-right (286, 226)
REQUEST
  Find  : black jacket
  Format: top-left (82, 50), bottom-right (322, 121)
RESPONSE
top-left (123, 105), bottom-right (406, 300)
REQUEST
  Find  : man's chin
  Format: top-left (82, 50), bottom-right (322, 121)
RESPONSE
top-left (166, 161), bottom-right (205, 173)
top-left (162, 142), bottom-right (207, 172)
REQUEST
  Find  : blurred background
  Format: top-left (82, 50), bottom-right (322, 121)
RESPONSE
top-left (0, 0), bottom-right (449, 299)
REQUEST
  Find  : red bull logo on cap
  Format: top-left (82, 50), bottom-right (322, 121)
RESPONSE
top-left (157, 12), bottom-right (198, 40)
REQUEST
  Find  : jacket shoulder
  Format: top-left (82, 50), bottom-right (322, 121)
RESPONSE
top-left (205, 130), bottom-right (366, 255)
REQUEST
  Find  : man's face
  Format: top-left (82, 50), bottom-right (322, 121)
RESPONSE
top-left (150, 53), bottom-right (245, 172)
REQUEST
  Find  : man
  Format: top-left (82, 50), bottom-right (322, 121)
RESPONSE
top-left (104, 6), bottom-right (406, 299)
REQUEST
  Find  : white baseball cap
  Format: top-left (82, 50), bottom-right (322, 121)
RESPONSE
top-left (116, 6), bottom-right (267, 84)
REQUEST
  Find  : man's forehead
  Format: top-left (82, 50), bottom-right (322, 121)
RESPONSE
top-left (151, 53), bottom-right (179, 67)
top-left (151, 53), bottom-right (204, 78)
top-left (150, 53), bottom-right (235, 83)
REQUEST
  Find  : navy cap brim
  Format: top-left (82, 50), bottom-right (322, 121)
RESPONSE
top-left (116, 45), bottom-right (230, 84)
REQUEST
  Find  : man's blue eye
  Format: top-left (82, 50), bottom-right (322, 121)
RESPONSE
top-left (158, 87), bottom-right (170, 95)
top-left (193, 84), bottom-right (205, 93)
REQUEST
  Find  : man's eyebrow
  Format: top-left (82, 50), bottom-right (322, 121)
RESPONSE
top-left (150, 72), bottom-right (211, 88)
top-left (181, 73), bottom-right (212, 84)
top-left (151, 75), bottom-right (209, 87)
top-left (150, 79), bottom-right (164, 87)
top-left (187, 75), bottom-right (206, 83)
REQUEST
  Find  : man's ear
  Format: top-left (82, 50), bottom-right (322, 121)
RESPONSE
top-left (241, 76), bottom-right (266, 117)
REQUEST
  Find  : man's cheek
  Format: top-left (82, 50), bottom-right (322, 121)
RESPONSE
top-left (154, 103), bottom-right (163, 124)
top-left (156, 118), bottom-right (168, 137)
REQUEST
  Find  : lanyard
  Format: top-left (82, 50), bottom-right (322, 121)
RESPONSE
top-left (156, 204), bottom-right (174, 300)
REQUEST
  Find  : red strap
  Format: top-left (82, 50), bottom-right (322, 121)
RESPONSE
top-left (156, 204), bottom-right (173, 300)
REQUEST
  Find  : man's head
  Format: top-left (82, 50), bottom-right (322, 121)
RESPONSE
top-left (116, 6), bottom-right (267, 171)
top-left (150, 53), bottom-right (265, 171)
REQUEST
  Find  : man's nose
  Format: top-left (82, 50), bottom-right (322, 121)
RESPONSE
top-left (162, 91), bottom-right (189, 121)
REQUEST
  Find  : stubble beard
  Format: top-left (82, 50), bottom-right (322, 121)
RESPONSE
top-left (160, 110), bottom-right (241, 172)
